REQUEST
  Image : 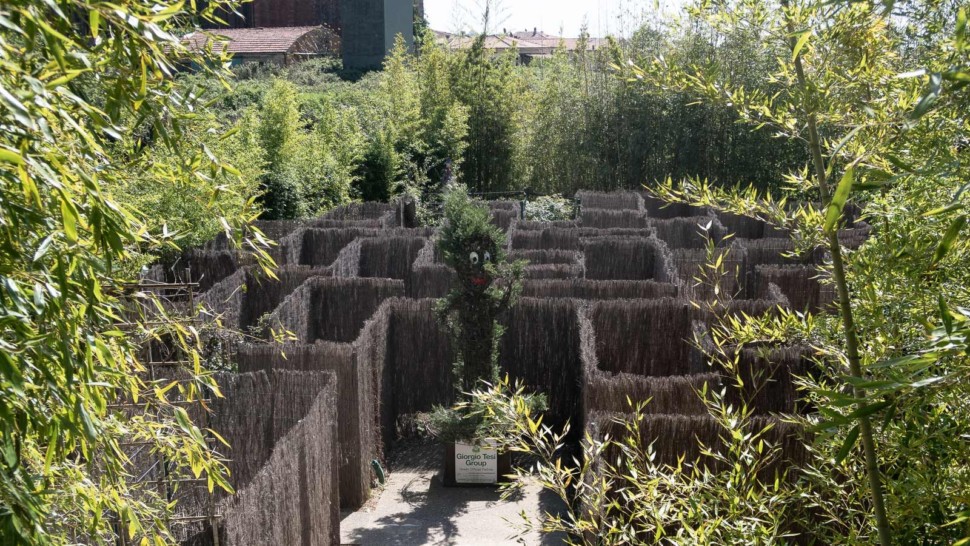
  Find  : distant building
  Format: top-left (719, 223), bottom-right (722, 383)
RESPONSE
top-left (435, 28), bottom-right (605, 64)
top-left (340, 0), bottom-right (415, 70)
top-left (183, 26), bottom-right (341, 66)
top-left (201, 0), bottom-right (341, 30)
top-left (193, 0), bottom-right (415, 69)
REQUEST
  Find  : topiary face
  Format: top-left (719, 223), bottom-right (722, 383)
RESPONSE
top-left (454, 234), bottom-right (498, 291)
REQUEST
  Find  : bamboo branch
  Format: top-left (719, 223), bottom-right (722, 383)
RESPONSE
top-left (781, 1), bottom-right (892, 543)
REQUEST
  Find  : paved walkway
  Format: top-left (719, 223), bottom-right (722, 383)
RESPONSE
top-left (340, 444), bottom-right (565, 545)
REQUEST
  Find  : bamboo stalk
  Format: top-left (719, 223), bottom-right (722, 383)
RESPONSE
top-left (781, 1), bottom-right (892, 542)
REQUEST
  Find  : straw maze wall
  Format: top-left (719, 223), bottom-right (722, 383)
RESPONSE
top-left (187, 195), bottom-right (866, 544)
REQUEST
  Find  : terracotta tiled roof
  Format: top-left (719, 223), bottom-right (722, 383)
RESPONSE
top-left (183, 26), bottom-right (326, 55)
top-left (435, 29), bottom-right (604, 54)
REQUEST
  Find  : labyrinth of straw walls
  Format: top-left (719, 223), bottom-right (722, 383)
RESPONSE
top-left (154, 193), bottom-right (870, 544)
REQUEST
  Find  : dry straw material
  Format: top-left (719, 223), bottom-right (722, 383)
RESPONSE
top-left (577, 191), bottom-right (644, 211)
top-left (359, 237), bottom-right (429, 287)
top-left (510, 250), bottom-right (583, 264)
top-left (671, 247), bottom-right (746, 301)
top-left (510, 227), bottom-right (655, 250)
top-left (591, 299), bottom-right (709, 376)
top-left (236, 342), bottom-right (373, 509)
top-left (386, 299), bottom-right (455, 419)
top-left (500, 298), bottom-right (585, 436)
top-left (587, 412), bottom-right (809, 475)
top-left (752, 265), bottom-right (835, 312)
top-left (650, 217), bottom-right (726, 249)
top-left (218, 370), bottom-right (339, 546)
top-left (727, 346), bottom-right (818, 415)
top-left (491, 209), bottom-right (519, 231)
top-left (582, 236), bottom-right (678, 282)
top-left (202, 266), bottom-right (330, 332)
top-left (524, 263), bottom-right (585, 280)
top-left (521, 279), bottom-right (679, 299)
top-left (581, 209), bottom-right (651, 229)
top-left (585, 372), bottom-right (721, 415)
top-left (409, 239), bottom-right (455, 298)
top-left (266, 277), bottom-right (404, 343)
top-left (640, 193), bottom-right (711, 219)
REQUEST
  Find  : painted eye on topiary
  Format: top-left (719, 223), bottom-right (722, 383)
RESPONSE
top-left (484, 251), bottom-right (491, 263)
top-left (469, 252), bottom-right (480, 265)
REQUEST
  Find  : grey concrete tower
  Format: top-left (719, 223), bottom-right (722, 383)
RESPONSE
top-left (341, 0), bottom-right (414, 69)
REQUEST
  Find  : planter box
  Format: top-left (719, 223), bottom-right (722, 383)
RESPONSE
top-left (442, 442), bottom-right (512, 487)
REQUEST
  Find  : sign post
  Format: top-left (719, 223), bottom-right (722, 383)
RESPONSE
top-left (443, 442), bottom-right (512, 487)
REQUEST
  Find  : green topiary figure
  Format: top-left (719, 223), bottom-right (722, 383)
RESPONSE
top-left (436, 186), bottom-right (524, 395)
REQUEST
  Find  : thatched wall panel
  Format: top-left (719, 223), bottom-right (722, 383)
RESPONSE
top-left (577, 191), bottom-right (643, 211)
top-left (310, 278), bottom-right (403, 343)
top-left (511, 227), bottom-right (655, 250)
top-left (236, 343), bottom-right (370, 509)
top-left (200, 268), bottom-right (247, 329)
top-left (650, 217), bottom-right (725, 249)
top-left (752, 265), bottom-right (835, 312)
top-left (388, 300), bottom-right (454, 419)
top-left (587, 412), bottom-right (809, 474)
top-left (524, 263), bottom-right (585, 280)
top-left (265, 278), bottom-right (403, 343)
top-left (582, 237), bottom-right (677, 282)
top-left (500, 298), bottom-right (584, 436)
top-left (729, 346), bottom-right (817, 414)
top-left (220, 371), bottom-right (339, 546)
top-left (672, 248), bottom-right (746, 301)
top-left (353, 302), bottom-right (392, 459)
top-left (359, 237), bottom-right (428, 293)
top-left (209, 372), bottom-right (274, 492)
top-left (580, 209), bottom-right (651, 229)
top-left (640, 194), bottom-right (712, 219)
top-left (239, 267), bottom-right (330, 331)
top-left (591, 299), bottom-right (708, 376)
top-left (491, 209), bottom-right (519, 231)
top-left (586, 373), bottom-right (720, 415)
top-left (515, 220), bottom-right (581, 231)
top-left (510, 249), bottom-right (582, 265)
top-left (521, 279), bottom-right (679, 299)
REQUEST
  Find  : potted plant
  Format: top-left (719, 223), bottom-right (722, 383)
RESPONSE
top-left (430, 185), bottom-right (528, 486)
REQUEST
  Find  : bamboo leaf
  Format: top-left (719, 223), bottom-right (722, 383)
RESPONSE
top-left (846, 399), bottom-right (892, 420)
top-left (932, 215), bottom-right (966, 264)
top-left (0, 146), bottom-right (24, 165)
top-left (791, 30), bottom-right (811, 61)
top-left (835, 424), bottom-right (859, 463)
top-left (824, 167), bottom-right (854, 232)
top-left (89, 9), bottom-right (100, 38)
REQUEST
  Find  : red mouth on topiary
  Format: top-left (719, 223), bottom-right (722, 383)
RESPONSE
top-left (471, 276), bottom-right (488, 287)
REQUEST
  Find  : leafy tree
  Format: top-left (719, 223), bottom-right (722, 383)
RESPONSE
top-left (451, 35), bottom-right (529, 192)
top-left (0, 0), bottom-right (272, 544)
top-left (246, 79), bottom-right (359, 219)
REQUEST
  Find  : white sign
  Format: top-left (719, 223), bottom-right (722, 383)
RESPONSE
top-left (454, 443), bottom-right (498, 484)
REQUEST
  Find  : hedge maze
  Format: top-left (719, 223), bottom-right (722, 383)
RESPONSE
top-left (170, 192), bottom-right (867, 544)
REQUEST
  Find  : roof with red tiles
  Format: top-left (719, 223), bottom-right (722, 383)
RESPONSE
top-left (183, 26), bottom-right (336, 55)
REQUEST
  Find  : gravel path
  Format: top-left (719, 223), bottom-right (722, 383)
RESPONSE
top-left (340, 444), bottom-right (565, 545)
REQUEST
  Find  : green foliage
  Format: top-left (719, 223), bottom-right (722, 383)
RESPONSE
top-left (243, 79), bottom-right (362, 219)
top-left (472, 377), bottom-right (814, 545)
top-left (621, 0), bottom-right (970, 543)
top-left (0, 0), bottom-right (273, 544)
top-left (423, 379), bottom-right (548, 444)
top-left (525, 195), bottom-right (575, 222)
top-left (451, 36), bottom-right (529, 192)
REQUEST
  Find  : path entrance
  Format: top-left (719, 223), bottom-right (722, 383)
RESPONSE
top-left (340, 443), bottom-right (565, 545)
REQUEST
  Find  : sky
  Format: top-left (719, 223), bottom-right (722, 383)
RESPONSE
top-left (422, 0), bottom-right (684, 38)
